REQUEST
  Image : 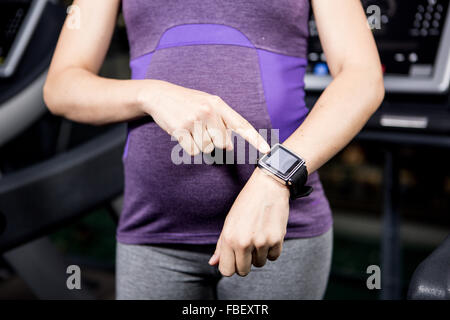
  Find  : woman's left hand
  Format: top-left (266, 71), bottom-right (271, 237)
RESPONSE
top-left (208, 167), bottom-right (290, 277)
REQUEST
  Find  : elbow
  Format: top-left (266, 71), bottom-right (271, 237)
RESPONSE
top-left (363, 66), bottom-right (385, 115)
top-left (339, 62), bottom-right (385, 115)
top-left (373, 70), bottom-right (385, 110)
top-left (43, 77), bottom-right (64, 117)
top-left (43, 69), bottom-right (106, 126)
top-left (43, 77), bottom-right (105, 126)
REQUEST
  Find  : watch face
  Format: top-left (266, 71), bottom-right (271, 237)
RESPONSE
top-left (259, 144), bottom-right (304, 180)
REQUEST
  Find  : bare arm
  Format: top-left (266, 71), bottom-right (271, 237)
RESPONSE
top-left (44, 0), bottom-right (269, 153)
top-left (44, 0), bottom-right (147, 125)
top-left (283, 0), bottom-right (385, 172)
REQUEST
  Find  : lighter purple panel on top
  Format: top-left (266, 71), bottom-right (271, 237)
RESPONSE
top-left (128, 23), bottom-right (309, 144)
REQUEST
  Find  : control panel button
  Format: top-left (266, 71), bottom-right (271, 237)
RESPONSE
top-left (313, 63), bottom-right (329, 76)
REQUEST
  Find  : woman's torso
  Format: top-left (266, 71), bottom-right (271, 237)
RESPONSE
top-left (117, 0), bottom-right (333, 244)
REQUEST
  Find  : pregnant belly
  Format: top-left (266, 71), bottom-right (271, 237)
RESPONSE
top-left (123, 119), bottom-right (256, 230)
top-left (123, 44), bottom-right (273, 232)
top-left (120, 31), bottom-right (309, 235)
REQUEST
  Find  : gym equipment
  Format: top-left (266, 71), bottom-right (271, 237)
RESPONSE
top-left (0, 126), bottom-right (125, 252)
top-left (0, 0), bottom-right (47, 78)
top-left (306, 0), bottom-right (450, 134)
top-left (408, 235), bottom-right (450, 300)
top-left (0, 0), bottom-right (126, 299)
top-left (0, 0), bottom-right (55, 146)
top-left (306, 0), bottom-right (450, 94)
top-left (305, 1), bottom-right (450, 299)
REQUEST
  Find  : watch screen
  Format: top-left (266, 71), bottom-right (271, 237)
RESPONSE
top-left (266, 149), bottom-right (297, 175)
top-left (262, 144), bottom-right (302, 178)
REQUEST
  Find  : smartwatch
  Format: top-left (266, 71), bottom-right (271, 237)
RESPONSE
top-left (257, 143), bottom-right (313, 200)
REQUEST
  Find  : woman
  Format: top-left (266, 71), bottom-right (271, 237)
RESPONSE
top-left (44, 0), bottom-right (384, 299)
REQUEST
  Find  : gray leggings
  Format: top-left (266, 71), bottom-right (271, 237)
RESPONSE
top-left (116, 228), bottom-right (333, 300)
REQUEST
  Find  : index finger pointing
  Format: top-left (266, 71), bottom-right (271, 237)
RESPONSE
top-left (220, 106), bottom-right (270, 154)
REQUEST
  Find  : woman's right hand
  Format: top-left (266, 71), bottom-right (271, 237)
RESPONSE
top-left (43, 0), bottom-right (269, 156)
top-left (139, 80), bottom-right (270, 155)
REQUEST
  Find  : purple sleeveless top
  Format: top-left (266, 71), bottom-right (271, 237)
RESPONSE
top-left (117, 0), bottom-right (333, 244)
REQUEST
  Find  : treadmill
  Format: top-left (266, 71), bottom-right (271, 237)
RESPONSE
top-left (304, 0), bottom-right (450, 300)
top-left (0, 0), bottom-right (126, 299)
top-left (305, 0), bottom-right (450, 134)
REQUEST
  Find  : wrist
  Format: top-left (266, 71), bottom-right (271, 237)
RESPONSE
top-left (253, 167), bottom-right (290, 199)
top-left (135, 79), bottom-right (165, 117)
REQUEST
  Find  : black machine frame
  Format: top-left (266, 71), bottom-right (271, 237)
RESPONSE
top-left (305, 0), bottom-right (450, 94)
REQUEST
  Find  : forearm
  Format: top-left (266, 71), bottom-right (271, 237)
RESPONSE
top-left (43, 68), bottom-right (158, 125)
top-left (283, 68), bottom-right (384, 173)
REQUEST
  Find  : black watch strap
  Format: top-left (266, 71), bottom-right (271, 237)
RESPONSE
top-left (288, 165), bottom-right (313, 200)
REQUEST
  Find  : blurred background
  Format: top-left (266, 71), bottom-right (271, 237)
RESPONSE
top-left (0, 0), bottom-right (449, 300)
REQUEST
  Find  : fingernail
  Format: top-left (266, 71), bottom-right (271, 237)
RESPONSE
top-left (206, 144), bottom-right (215, 154)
